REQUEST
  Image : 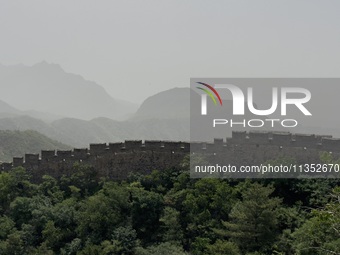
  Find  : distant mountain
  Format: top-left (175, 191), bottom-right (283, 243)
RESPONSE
top-left (0, 99), bottom-right (20, 115)
top-left (0, 130), bottom-right (70, 162)
top-left (133, 86), bottom-right (340, 142)
top-left (0, 86), bottom-right (338, 148)
top-left (49, 117), bottom-right (189, 147)
top-left (133, 87), bottom-right (268, 141)
top-left (0, 87), bottom-right (277, 146)
top-left (0, 99), bottom-right (62, 122)
top-left (0, 62), bottom-right (138, 120)
top-left (0, 115), bottom-right (60, 138)
top-left (134, 87), bottom-right (189, 120)
top-left (0, 115), bottom-right (189, 148)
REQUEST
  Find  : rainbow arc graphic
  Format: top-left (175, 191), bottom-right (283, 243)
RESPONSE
top-left (196, 82), bottom-right (223, 106)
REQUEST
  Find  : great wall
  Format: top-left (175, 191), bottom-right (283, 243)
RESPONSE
top-left (2, 131), bottom-right (340, 181)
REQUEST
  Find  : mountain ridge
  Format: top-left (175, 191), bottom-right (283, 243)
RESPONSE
top-left (0, 85), bottom-right (339, 148)
top-left (0, 130), bottom-right (70, 162)
top-left (0, 62), bottom-right (138, 120)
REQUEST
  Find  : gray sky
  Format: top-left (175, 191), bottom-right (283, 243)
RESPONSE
top-left (1, 0), bottom-right (340, 103)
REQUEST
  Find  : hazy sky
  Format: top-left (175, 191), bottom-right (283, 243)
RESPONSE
top-left (1, 0), bottom-right (340, 103)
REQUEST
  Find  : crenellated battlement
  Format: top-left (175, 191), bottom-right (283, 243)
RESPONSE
top-left (225, 131), bottom-right (340, 150)
top-left (2, 132), bottom-right (340, 180)
top-left (2, 132), bottom-right (340, 168)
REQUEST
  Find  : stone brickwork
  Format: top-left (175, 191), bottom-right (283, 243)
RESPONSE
top-left (1, 131), bottom-right (340, 181)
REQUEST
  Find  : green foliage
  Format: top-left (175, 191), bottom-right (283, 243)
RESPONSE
top-left (159, 206), bottom-right (183, 243)
top-left (110, 226), bottom-right (138, 254)
top-left (0, 159), bottom-right (339, 254)
top-left (0, 216), bottom-right (15, 239)
top-left (130, 186), bottom-right (164, 244)
top-left (76, 192), bottom-right (127, 243)
top-left (42, 220), bottom-right (64, 249)
top-left (39, 175), bottom-right (64, 203)
top-left (0, 167), bottom-right (35, 213)
top-left (0, 130), bottom-right (70, 162)
top-left (178, 178), bottom-right (236, 249)
top-left (293, 187), bottom-right (340, 255)
top-left (60, 163), bottom-right (100, 198)
top-left (206, 239), bottom-right (240, 255)
top-left (135, 242), bottom-right (188, 255)
top-left (0, 230), bottom-right (26, 255)
top-left (218, 182), bottom-right (282, 253)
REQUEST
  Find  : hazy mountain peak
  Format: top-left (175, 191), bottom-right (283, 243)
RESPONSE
top-left (33, 60), bottom-right (49, 66)
top-left (0, 99), bottom-right (20, 114)
top-left (32, 61), bottom-right (64, 72)
top-left (134, 87), bottom-right (190, 120)
top-left (0, 62), bottom-right (138, 120)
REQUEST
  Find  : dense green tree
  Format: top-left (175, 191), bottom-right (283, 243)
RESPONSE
top-left (218, 182), bottom-right (282, 253)
top-left (206, 239), bottom-right (240, 255)
top-left (130, 186), bottom-right (163, 244)
top-left (60, 163), bottom-right (100, 198)
top-left (0, 230), bottom-right (26, 255)
top-left (140, 168), bottom-right (184, 194)
top-left (159, 206), bottom-right (183, 243)
top-left (77, 243), bottom-right (103, 255)
top-left (39, 175), bottom-right (64, 204)
top-left (0, 167), bottom-right (35, 213)
top-left (1, 158), bottom-right (340, 254)
top-left (111, 226), bottom-right (139, 255)
top-left (0, 216), bottom-right (15, 239)
top-left (135, 242), bottom-right (188, 255)
top-left (179, 178), bottom-right (235, 249)
top-left (42, 220), bottom-right (63, 250)
top-left (293, 187), bottom-right (340, 255)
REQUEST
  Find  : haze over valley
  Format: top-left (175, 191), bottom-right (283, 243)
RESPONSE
top-left (0, 63), bottom-right (189, 156)
top-left (1, 63), bottom-right (340, 157)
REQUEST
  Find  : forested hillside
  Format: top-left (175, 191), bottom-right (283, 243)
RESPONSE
top-left (0, 116), bottom-right (189, 148)
top-left (0, 158), bottom-right (339, 254)
top-left (0, 130), bottom-right (70, 162)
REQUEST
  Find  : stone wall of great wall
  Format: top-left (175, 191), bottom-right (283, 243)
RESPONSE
top-left (1, 131), bottom-right (340, 181)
